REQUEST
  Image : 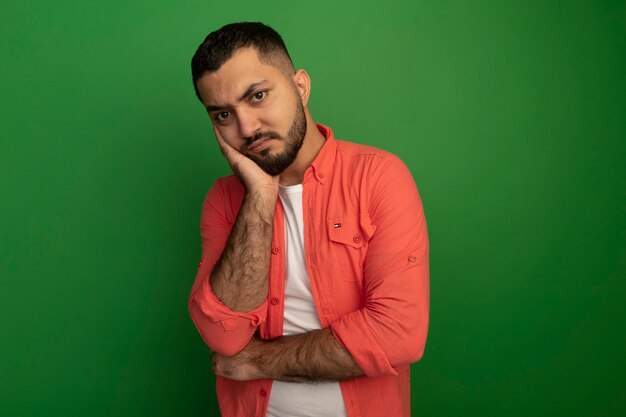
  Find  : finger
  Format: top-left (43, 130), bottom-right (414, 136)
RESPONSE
top-left (212, 127), bottom-right (251, 180)
top-left (213, 126), bottom-right (235, 157)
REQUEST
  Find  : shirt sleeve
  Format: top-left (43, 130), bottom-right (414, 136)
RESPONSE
top-left (188, 178), bottom-right (268, 357)
top-left (330, 154), bottom-right (430, 377)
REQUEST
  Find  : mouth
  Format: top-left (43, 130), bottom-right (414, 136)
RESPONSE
top-left (247, 137), bottom-right (273, 153)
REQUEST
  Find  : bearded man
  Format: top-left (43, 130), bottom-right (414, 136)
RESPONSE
top-left (188, 22), bottom-right (430, 417)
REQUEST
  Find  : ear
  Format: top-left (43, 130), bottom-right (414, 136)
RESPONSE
top-left (291, 69), bottom-right (311, 107)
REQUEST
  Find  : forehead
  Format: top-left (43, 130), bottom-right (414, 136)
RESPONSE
top-left (196, 47), bottom-right (286, 105)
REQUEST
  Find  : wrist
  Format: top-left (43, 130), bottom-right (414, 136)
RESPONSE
top-left (244, 189), bottom-right (278, 222)
top-left (249, 338), bottom-right (271, 379)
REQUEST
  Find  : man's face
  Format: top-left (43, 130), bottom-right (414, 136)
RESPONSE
top-left (195, 48), bottom-right (307, 176)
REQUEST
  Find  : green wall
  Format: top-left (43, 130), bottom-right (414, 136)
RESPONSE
top-left (1, 1), bottom-right (624, 416)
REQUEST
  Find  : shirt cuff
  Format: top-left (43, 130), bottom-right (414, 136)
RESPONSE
top-left (196, 277), bottom-right (267, 330)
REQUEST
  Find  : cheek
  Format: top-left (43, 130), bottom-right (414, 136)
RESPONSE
top-left (264, 100), bottom-right (295, 130)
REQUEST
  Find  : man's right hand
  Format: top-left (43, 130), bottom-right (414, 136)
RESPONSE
top-left (207, 126), bottom-right (278, 311)
top-left (213, 126), bottom-right (279, 196)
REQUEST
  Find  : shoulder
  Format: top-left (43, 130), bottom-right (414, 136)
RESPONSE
top-left (202, 175), bottom-right (244, 223)
top-left (333, 139), bottom-right (409, 178)
top-left (214, 174), bottom-right (244, 193)
top-left (335, 139), bottom-right (392, 158)
top-left (204, 174), bottom-right (243, 200)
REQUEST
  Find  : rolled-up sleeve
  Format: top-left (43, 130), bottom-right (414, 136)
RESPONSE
top-left (188, 178), bottom-right (267, 357)
top-left (330, 155), bottom-right (430, 377)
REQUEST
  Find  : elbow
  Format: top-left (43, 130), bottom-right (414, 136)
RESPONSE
top-left (401, 303), bottom-right (430, 364)
top-left (197, 325), bottom-right (252, 357)
top-left (389, 321), bottom-right (429, 367)
top-left (210, 339), bottom-right (249, 357)
top-left (188, 306), bottom-right (237, 356)
top-left (188, 298), bottom-right (257, 357)
top-left (405, 344), bottom-right (426, 364)
top-left (388, 337), bottom-right (427, 368)
top-left (407, 323), bottom-right (429, 363)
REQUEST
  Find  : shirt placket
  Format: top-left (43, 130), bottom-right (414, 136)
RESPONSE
top-left (266, 199), bottom-right (285, 339)
top-left (302, 179), bottom-right (333, 328)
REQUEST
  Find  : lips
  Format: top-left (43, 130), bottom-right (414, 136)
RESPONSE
top-left (247, 137), bottom-right (272, 153)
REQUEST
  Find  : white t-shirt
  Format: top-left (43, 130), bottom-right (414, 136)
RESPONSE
top-left (266, 184), bottom-right (347, 417)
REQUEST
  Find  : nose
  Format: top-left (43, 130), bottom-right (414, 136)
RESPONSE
top-left (236, 107), bottom-right (261, 140)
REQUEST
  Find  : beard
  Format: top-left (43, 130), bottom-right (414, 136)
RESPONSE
top-left (242, 99), bottom-right (307, 176)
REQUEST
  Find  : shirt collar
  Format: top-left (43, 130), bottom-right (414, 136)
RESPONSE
top-left (306, 123), bottom-right (337, 184)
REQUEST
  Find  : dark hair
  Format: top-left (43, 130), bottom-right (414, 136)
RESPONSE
top-left (191, 22), bottom-right (294, 102)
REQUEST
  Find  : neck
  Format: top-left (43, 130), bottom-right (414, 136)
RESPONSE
top-left (279, 114), bottom-right (325, 186)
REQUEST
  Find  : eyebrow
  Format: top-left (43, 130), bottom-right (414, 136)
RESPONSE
top-left (205, 80), bottom-right (269, 112)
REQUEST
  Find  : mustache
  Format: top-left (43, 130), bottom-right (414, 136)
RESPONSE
top-left (245, 131), bottom-right (280, 148)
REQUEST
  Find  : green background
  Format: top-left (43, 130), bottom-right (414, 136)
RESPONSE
top-left (1, 0), bottom-right (624, 416)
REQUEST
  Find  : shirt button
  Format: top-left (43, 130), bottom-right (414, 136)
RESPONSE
top-left (353, 235), bottom-right (361, 243)
top-left (259, 389), bottom-right (267, 397)
top-left (408, 255), bottom-right (417, 262)
top-left (319, 172), bottom-right (325, 178)
top-left (270, 297), bottom-right (280, 305)
top-left (272, 247), bottom-right (279, 254)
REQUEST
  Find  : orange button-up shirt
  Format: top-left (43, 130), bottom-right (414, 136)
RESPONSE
top-left (189, 124), bottom-right (429, 417)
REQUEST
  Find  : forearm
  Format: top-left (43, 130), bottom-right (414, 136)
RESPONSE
top-left (210, 189), bottom-right (276, 312)
top-left (254, 329), bottom-right (364, 382)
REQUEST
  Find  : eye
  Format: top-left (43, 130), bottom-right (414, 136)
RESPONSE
top-left (251, 91), bottom-right (267, 103)
top-left (215, 111), bottom-right (230, 122)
